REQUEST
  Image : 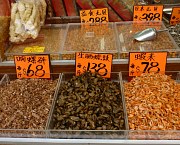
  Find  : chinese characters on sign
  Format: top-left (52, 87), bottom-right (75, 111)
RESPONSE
top-left (133, 5), bottom-right (163, 21)
top-left (76, 52), bottom-right (113, 78)
top-left (80, 8), bottom-right (109, 24)
top-left (129, 52), bottom-right (167, 76)
top-left (23, 46), bottom-right (45, 53)
top-left (14, 55), bottom-right (51, 79)
top-left (170, 7), bottom-right (180, 26)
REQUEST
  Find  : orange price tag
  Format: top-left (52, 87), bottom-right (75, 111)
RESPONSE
top-left (170, 7), bottom-right (180, 26)
top-left (76, 52), bottom-right (113, 78)
top-left (14, 55), bottom-right (51, 79)
top-left (133, 5), bottom-right (163, 21)
top-left (129, 52), bottom-right (167, 76)
top-left (80, 8), bottom-right (109, 24)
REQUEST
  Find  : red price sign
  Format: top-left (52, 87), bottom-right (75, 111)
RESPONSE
top-left (14, 55), bottom-right (51, 79)
top-left (133, 5), bottom-right (163, 21)
top-left (76, 52), bottom-right (113, 78)
top-left (80, 8), bottom-right (109, 24)
top-left (129, 52), bottom-right (167, 76)
top-left (170, 7), bottom-right (180, 25)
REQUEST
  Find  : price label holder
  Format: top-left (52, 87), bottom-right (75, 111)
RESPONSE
top-left (14, 55), bottom-right (51, 79)
top-left (129, 52), bottom-right (167, 76)
top-left (133, 5), bottom-right (163, 21)
top-left (76, 52), bottom-right (113, 78)
top-left (23, 46), bottom-right (45, 53)
top-left (170, 7), bottom-right (180, 26)
top-left (80, 8), bottom-right (109, 24)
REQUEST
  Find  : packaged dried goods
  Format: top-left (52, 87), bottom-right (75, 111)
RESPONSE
top-left (115, 21), bottom-right (180, 58)
top-left (62, 23), bottom-right (118, 60)
top-left (52, 0), bottom-right (66, 16)
top-left (45, 0), bottom-right (55, 17)
top-left (6, 24), bottom-right (66, 61)
top-left (63, 0), bottom-right (78, 16)
top-left (92, 0), bottom-right (122, 22)
top-left (107, 0), bottom-right (133, 21)
top-left (0, 75), bottom-right (58, 129)
top-left (9, 0), bottom-right (47, 43)
top-left (50, 71), bottom-right (126, 131)
top-left (124, 73), bottom-right (180, 131)
top-left (76, 0), bottom-right (95, 9)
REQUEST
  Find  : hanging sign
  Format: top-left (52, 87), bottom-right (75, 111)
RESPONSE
top-left (76, 52), bottom-right (113, 78)
top-left (133, 5), bottom-right (163, 21)
top-left (14, 55), bottom-right (51, 79)
top-left (129, 52), bottom-right (167, 76)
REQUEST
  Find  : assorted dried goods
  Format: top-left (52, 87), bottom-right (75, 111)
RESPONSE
top-left (52, 72), bottom-right (125, 130)
top-left (116, 23), bottom-right (178, 58)
top-left (9, 0), bottom-right (47, 43)
top-left (0, 78), bottom-right (57, 129)
top-left (6, 26), bottom-right (65, 60)
top-left (124, 73), bottom-right (180, 130)
top-left (62, 24), bottom-right (118, 60)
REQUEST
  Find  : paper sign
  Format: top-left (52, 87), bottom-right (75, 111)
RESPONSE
top-left (14, 55), bottom-right (51, 79)
top-left (170, 7), bottom-right (180, 25)
top-left (76, 52), bottom-right (113, 78)
top-left (129, 52), bottom-right (167, 76)
top-left (80, 8), bottom-right (109, 24)
top-left (23, 46), bottom-right (45, 53)
top-left (133, 5), bottom-right (163, 21)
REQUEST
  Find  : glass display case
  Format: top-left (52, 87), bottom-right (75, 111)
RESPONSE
top-left (115, 21), bottom-right (180, 59)
top-left (5, 24), bottom-right (66, 61)
top-left (61, 23), bottom-right (119, 60)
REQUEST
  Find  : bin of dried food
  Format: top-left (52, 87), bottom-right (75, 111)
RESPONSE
top-left (115, 21), bottom-right (180, 59)
top-left (0, 73), bottom-right (60, 138)
top-left (61, 23), bottom-right (119, 60)
top-left (121, 71), bottom-right (180, 140)
top-left (47, 71), bottom-right (128, 139)
top-left (5, 24), bottom-right (66, 61)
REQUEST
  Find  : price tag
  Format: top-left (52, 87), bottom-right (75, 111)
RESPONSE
top-left (170, 7), bottom-right (180, 26)
top-left (129, 52), bottom-right (167, 76)
top-left (133, 5), bottom-right (163, 21)
top-left (76, 52), bottom-right (113, 78)
top-left (14, 55), bottom-right (51, 79)
top-left (23, 46), bottom-right (45, 53)
top-left (80, 8), bottom-right (109, 24)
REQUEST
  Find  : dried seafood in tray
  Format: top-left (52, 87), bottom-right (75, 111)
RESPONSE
top-left (49, 72), bottom-right (126, 132)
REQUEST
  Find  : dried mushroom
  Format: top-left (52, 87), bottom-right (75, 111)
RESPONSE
top-left (124, 73), bottom-right (180, 130)
top-left (0, 79), bottom-right (57, 129)
top-left (52, 72), bottom-right (125, 130)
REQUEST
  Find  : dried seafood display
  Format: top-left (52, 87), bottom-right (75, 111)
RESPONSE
top-left (63, 24), bottom-right (118, 60)
top-left (51, 72), bottom-right (125, 130)
top-left (0, 78), bottom-right (57, 129)
top-left (124, 73), bottom-right (180, 131)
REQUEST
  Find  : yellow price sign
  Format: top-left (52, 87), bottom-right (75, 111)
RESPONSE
top-left (23, 46), bottom-right (45, 53)
top-left (129, 52), bottom-right (167, 76)
top-left (76, 52), bottom-right (113, 78)
top-left (133, 5), bottom-right (163, 21)
top-left (80, 8), bottom-right (109, 24)
top-left (170, 7), bottom-right (180, 26)
top-left (14, 55), bottom-right (51, 79)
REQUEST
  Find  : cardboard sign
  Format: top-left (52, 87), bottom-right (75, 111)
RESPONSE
top-left (133, 5), bottom-right (163, 21)
top-left (23, 46), bottom-right (45, 53)
top-left (76, 52), bottom-right (113, 78)
top-left (170, 7), bottom-right (180, 25)
top-left (80, 8), bottom-right (109, 24)
top-left (14, 55), bottom-right (51, 79)
top-left (129, 52), bottom-right (167, 76)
